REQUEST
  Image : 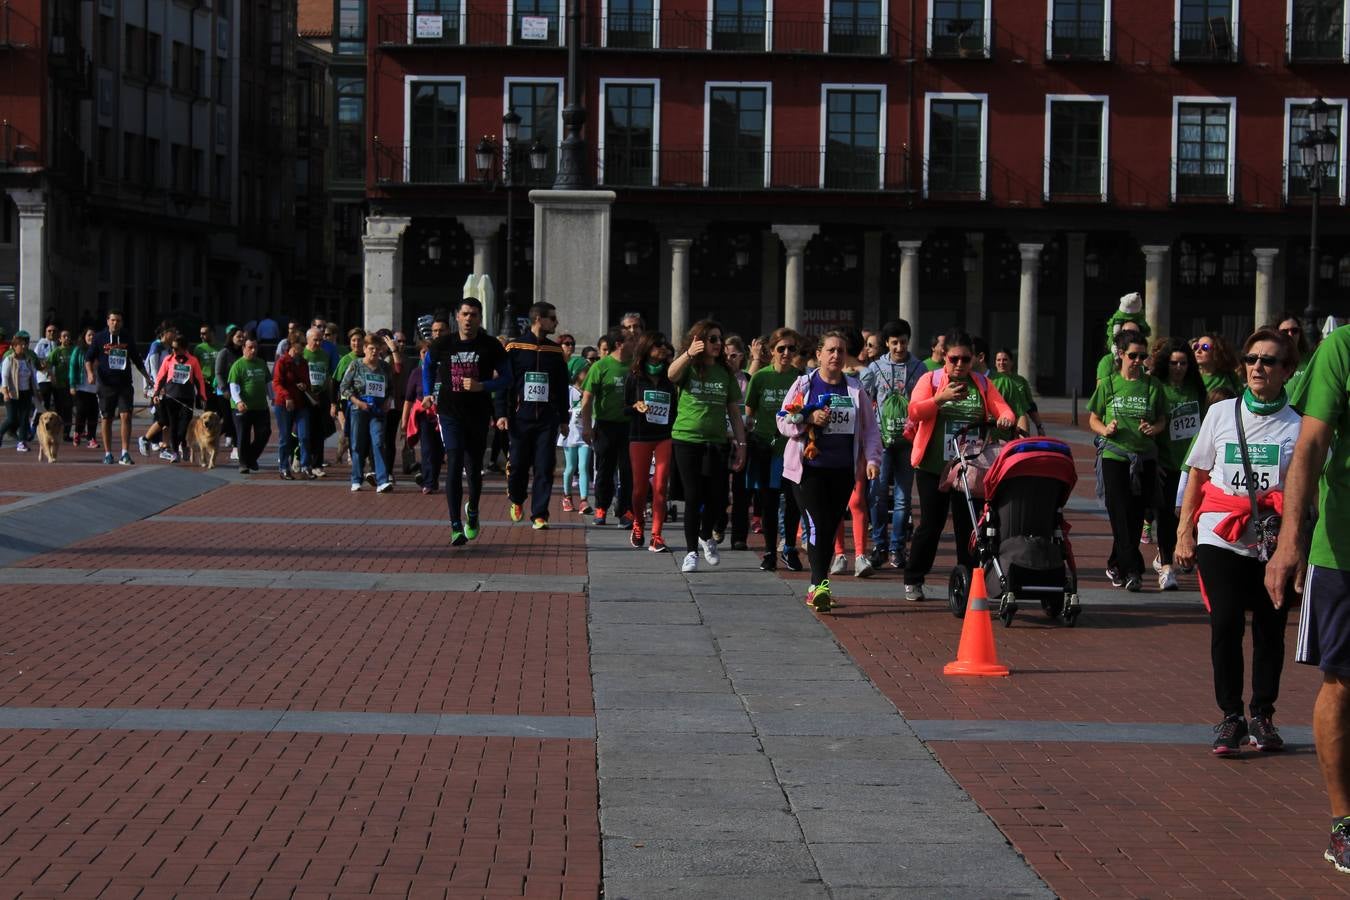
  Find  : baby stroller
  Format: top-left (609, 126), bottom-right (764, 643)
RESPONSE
top-left (947, 429), bottom-right (1082, 627)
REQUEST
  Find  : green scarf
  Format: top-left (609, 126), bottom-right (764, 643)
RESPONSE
top-left (1243, 387), bottom-right (1287, 416)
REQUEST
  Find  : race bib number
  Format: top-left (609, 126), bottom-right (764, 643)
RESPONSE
top-left (308, 362), bottom-right (327, 387)
top-left (1169, 402), bottom-right (1200, 442)
top-left (1224, 442), bottom-right (1280, 492)
top-left (171, 363), bottom-right (192, 385)
top-left (524, 371), bottom-right (549, 403)
top-left (823, 394), bottom-right (855, 436)
top-left (108, 348), bottom-right (128, 371)
top-left (365, 374), bottom-right (386, 399)
top-left (643, 390), bottom-right (671, 425)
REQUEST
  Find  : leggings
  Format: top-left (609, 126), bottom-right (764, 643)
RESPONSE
top-left (906, 468), bottom-right (977, 586)
top-left (562, 445), bottom-right (592, 500)
top-left (163, 399), bottom-right (193, 454)
top-left (833, 479), bottom-right (869, 556)
top-left (73, 390), bottom-right (98, 437)
top-left (672, 439), bottom-right (729, 553)
top-left (792, 465), bottom-right (856, 585)
top-left (1102, 457), bottom-right (1155, 579)
top-left (629, 439), bottom-right (672, 536)
top-left (1, 391), bottom-right (34, 442)
top-left (1155, 467), bottom-right (1183, 567)
top-left (438, 414), bottom-right (489, 525)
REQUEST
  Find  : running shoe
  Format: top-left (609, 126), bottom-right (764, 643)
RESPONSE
top-left (830, 553), bottom-right (848, 575)
top-left (376, 481), bottom-right (393, 493)
top-left (240, 466), bottom-right (250, 475)
top-left (421, 486), bottom-right (433, 495)
top-left (138, 436), bottom-right (149, 456)
top-left (509, 502), bottom-right (524, 523)
top-left (561, 495), bottom-right (574, 513)
top-left (580, 504), bottom-right (594, 516)
top-left (119, 452), bottom-right (134, 466)
top-left (300, 467), bottom-right (317, 480)
top-left (593, 508), bottom-right (607, 526)
top-left (15, 442), bottom-right (28, 452)
top-left (1141, 522), bottom-right (1153, 544)
top-left (451, 527), bottom-right (467, 547)
top-left (630, 520), bottom-right (644, 548)
top-left (1248, 715), bottom-right (1284, 752)
top-left (229, 447), bottom-right (239, 462)
top-left (699, 537), bottom-right (721, 566)
top-left (868, 545), bottom-right (888, 570)
top-left (72, 432), bottom-right (81, 445)
top-left (780, 548), bottom-right (803, 571)
top-left (464, 504), bottom-right (480, 540)
top-left (532, 517), bottom-right (549, 530)
top-left (751, 516), bottom-right (763, 535)
top-left (1159, 567), bottom-right (1179, 591)
top-left (619, 511), bottom-right (635, 529)
top-left (888, 551), bottom-right (906, 570)
top-left (159, 449), bottom-right (176, 461)
top-left (807, 580), bottom-right (834, 613)
top-left (1105, 565), bottom-right (1124, 587)
top-left (854, 555), bottom-right (874, 578)
top-left (648, 535), bottom-right (668, 553)
top-left (1212, 714), bottom-right (1249, 756)
top-left (169, 453), bottom-right (181, 464)
top-left (711, 529), bottom-right (724, 544)
top-left (680, 551), bottom-right (698, 573)
top-left (313, 466), bottom-right (327, 479)
top-left (103, 452), bottom-right (114, 465)
top-left (365, 472), bottom-right (377, 487)
top-left (1325, 821), bottom-right (1350, 874)
top-left (904, 583), bottom-right (925, 602)
top-left (87, 440), bottom-right (100, 450)
top-left (732, 541), bottom-right (748, 551)
top-left (1153, 555), bottom-right (1165, 575)
top-left (759, 551), bottom-right (777, 571)
top-left (279, 469), bottom-right (295, 480)
top-left (1125, 574), bottom-right (1142, 593)
top-left (350, 483), bottom-right (362, 492)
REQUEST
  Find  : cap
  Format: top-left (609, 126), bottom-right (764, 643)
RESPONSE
top-left (13, 330), bottom-right (29, 340)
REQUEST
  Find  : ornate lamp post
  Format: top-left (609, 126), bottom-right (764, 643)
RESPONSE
top-left (1298, 97), bottom-right (1339, 344)
top-left (553, 0), bottom-right (588, 188)
top-left (476, 109), bottom-right (547, 334)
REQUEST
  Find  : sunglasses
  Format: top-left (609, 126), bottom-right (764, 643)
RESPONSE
top-left (775, 345), bottom-right (796, 354)
top-left (1243, 353), bottom-right (1283, 367)
top-left (1168, 359), bottom-right (1189, 366)
top-left (706, 335), bottom-right (723, 343)
top-left (946, 354), bottom-right (972, 364)
top-left (561, 340), bottom-right (575, 346)
top-left (1196, 342), bottom-right (1212, 352)
top-left (1125, 352), bottom-right (1149, 361)
top-left (1280, 327), bottom-right (1302, 336)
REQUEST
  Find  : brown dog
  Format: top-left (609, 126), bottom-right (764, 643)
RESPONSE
top-left (187, 411), bottom-right (222, 469)
top-left (34, 411), bottom-right (61, 463)
top-left (335, 425), bottom-right (351, 465)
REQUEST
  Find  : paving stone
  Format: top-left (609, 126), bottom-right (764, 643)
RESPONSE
top-left (597, 777), bottom-right (787, 810)
top-left (605, 875), bottom-right (830, 899)
top-left (588, 625), bottom-right (719, 656)
top-left (595, 708), bottom-right (753, 735)
top-left (596, 750), bottom-right (777, 781)
top-left (809, 842), bottom-right (1051, 895)
top-left (593, 690), bottom-right (745, 711)
top-left (600, 806), bottom-right (803, 843)
top-left (600, 838), bottom-right (820, 879)
top-left (588, 602), bottom-right (703, 625)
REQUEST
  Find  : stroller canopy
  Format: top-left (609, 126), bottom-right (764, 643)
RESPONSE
top-left (983, 437), bottom-right (1078, 507)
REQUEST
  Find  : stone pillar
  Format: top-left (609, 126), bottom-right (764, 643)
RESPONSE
top-left (362, 215), bottom-right (412, 332)
top-left (963, 233), bottom-right (984, 335)
top-left (1252, 248), bottom-right (1280, 329)
top-left (862, 231), bottom-right (882, 329)
top-left (668, 237), bottom-right (693, 343)
top-left (772, 225), bottom-right (818, 332)
top-left (531, 189), bottom-right (616, 349)
top-left (11, 189), bottom-right (49, 337)
top-left (1141, 244), bottom-right (1171, 339)
top-left (1065, 233), bottom-right (1087, 396)
top-left (897, 240), bottom-right (923, 339)
top-left (459, 216), bottom-right (504, 277)
top-left (760, 232), bottom-right (781, 335)
top-left (1016, 243), bottom-right (1044, 391)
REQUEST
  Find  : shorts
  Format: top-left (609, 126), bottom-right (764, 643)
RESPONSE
top-left (1296, 564), bottom-right (1350, 678)
top-left (97, 383), bottom-right (134, 417)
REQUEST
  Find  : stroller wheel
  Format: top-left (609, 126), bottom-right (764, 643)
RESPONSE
top-left (1042, 592), bottom-right (1065, 619)
top-left (948, 565), bottom-right (971, 619)
top-left (1063, 593), bottom-right (1082, 627)
top-left (998, 593), bottom-right (1018, 628)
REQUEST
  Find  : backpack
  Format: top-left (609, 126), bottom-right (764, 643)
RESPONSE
top-left (879, 390), bottom-right (909, 448)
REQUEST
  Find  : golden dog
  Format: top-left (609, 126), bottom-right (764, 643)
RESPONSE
top-left (34, 411), bottom-right (62, 463)
top-left (187, 411), bottom-right (223, 469)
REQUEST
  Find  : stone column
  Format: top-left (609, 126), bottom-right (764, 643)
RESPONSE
top-left (897, 240), bottom-right (923, 339)
top-left (862, 231), bottom-right (882, 329)
top-left (362, 215), bottom-right (412, 332)
top-left (963, 233), bottom-right (984, 334)
top-left (1065, 233), bottom-right (1086, 396)
top-left (459, 216), bottom-right (504, 276)
top-left (772, 225), bottom-right (818, 332)
top-left (668, 237), bottom-right (693, 342)
top-left (531, 189), bottom-right (616, 349)
top-left (1252, 248), bottom-right (1280, 329)
top-left (11, 189), bottom-right (49, 337)
top-left (1141, 244), bottom-right (1171, 339)
top-left (1016, 243), bottom-right (1044, 391)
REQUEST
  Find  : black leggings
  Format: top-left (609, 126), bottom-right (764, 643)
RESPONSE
top-left (906, 468), bottom-right (976, 587)
top-left (594, 420), bottom-right (632, 516)
top-left (672, 440), bottom-right (729, 553)
top-left (793, 465), bottom-right (856, 584)
top-left (1102, 457), bottom-right (1156, 578)
top-left (73, 390), bottom-right (98, 436)
top-left (1196, 545), bottom-right (1293, 719)
top-left (749, 441), bottom-right (800, 553)
top-left (163, 398), bottom-right (193, 454)
top-left (1155, 467), bottom-right (1183, 567)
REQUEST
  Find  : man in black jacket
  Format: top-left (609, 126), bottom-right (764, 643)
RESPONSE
top-left (504, 302), bottom-right (570, 528)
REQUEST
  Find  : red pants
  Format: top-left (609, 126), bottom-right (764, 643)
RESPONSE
top-left (834, 479), bottom-right (868, 556)
top-left (629, 439), bottom-right (672, 536)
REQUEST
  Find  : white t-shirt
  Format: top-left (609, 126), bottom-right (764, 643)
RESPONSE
top-left (560, 385), bottom-right (588, 448)
top-left (1184, 398), bottom-right (1301, 556)
top-left (33, 338), bottom-right (54, 384)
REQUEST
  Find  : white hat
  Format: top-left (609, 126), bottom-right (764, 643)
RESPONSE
top-left (1118, 292), bottom-right (1142, 315)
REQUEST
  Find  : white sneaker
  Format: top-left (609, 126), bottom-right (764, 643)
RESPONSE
top-left (904, 583), bottom-right (925, 602)
top-left (1159, 566), bottom-right (1178, 591)
top-left (159, 449), bottom-right (175, 461)
top-left (137, 436), bottom-right (149, 457)
top-left (681, 551), bottom-right (699, 573)
top-left (350, 483), bottom-right (362, 492)
top-left (699, 537), bottom-right (721, 566)
top-left (854, 555), bottom-right (874, 578)
top-left (830, 553), bottom-right (848, 575)
top-left (376, 481), bottom-right (393, 493)
top-left (1152, 555), bottom-right (1164, 575)
top-left (229, 447), bottom-right (239, 462)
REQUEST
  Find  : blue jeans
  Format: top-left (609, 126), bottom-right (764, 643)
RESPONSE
top-left (350, 406), bottom-right (389, 486)
top-left (870, 441), bottom-right (914, 553)
top-left (274, 403), bottom-right (311, 472)
top-left (438, 413), bottom-right (489, 526)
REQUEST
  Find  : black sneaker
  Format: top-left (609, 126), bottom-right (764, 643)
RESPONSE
top-left (1249, 715), bottom-right (1285, 752)
top-left (732, 541), bottom-right (748, 551)
top-left (1326, 821), bottom-right (1350, 874)
top-left (1125, 574), bottom-right (1142, 593)
top-left (780, 548), bottom-right (803, 572)
top-left (888, 551), bottom-right (906, 570)
top-left (1212, 714), bottom-right (1248, 756)
top-left (759, 552), bottom-right (777, 572)
top-left (868, 545), bottom-right (888, 570)
top-left (1105, 566), bottom-right (1124, 587)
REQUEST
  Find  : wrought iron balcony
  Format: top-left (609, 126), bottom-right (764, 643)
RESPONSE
top-left (1286, 23), bottom-right (1347, 63)
top-left (376, 11), bottom-right (562, 48)
top-left (1046, 17), bottom-right (1108, 60)
top-left (927, 16), bottom-right (991, 58)
top-left (599, 146), bottom-right (912, 191)
top-left (0, 0), bottom-right (37, 49)
top-left (1172, 18), bottom-right (1239, 63)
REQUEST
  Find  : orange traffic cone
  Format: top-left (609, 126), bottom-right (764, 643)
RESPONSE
top-left (943, 567), bottom-right (1010, 677)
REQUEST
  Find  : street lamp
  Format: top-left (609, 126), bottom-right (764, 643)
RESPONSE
top-left (476, 108), bottom-right (548, 335)
top-left (1298, 97), bottom-right (1339, 344)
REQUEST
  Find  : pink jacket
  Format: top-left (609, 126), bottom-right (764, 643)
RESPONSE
top-left (775, 373), bottom-right (882, 485)
top-left (907, 369), bottom-right (1015, 468)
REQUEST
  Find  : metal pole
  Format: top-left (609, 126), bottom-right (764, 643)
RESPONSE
top-left (1070, 387), bottom-right (1079, 427)
top-left (553, 0), bottom-right (588, 188)
top-left (1305, 173), bottom-right (1321, 345)
top-left (504, 139), bottom-right (516, 336)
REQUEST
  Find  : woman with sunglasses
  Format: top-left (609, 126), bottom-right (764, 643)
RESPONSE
top-left (745, 327), bottom-right (805, 572)
top-left (1194, 334), bottom-right (1242, 398)
top-left (1174, 329), bottom-right (1302, 755)
top-left (903, 330), bottom-right (1015, 603)
top-left (1148, 337), bottom-right (1207, 590)
top-left (1270, 312), bottom-right (1311, 392)
top-left (623, 331), bottom-right (675, 551)
top-left (1089, 330), bottom-right (1167, 592)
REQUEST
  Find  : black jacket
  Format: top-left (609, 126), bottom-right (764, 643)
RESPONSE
top-left (503, 331), bottom-right (569, 425)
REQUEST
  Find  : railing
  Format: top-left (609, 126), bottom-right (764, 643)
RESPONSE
top-left (1172, 18), bottom-right (1239, 62)
top-left (927, 16), bottom-right (991, 58)
top-left (376, 11), bottom-right (561, 47)
top-left (0, 0), bottom-right (39, 48)
top-left (1046, 17), bottom-right (1107, 60)
top-left (1284, 161), bottom-right (1343, 202)
top-left (1286, 23), bottom-right (1347, 63)
top-left (1172, 160), bottom-right (1233, 202)
top-left (1043, 157), bottom-right (1108, 201)
top-left (600, 147), bottom-right (913, 191)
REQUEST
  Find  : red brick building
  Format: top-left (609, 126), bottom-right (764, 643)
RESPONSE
top-left (360, 0), bottom-right (1349, 393)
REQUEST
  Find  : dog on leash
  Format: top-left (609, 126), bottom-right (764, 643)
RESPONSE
top-left (35, 412), bottom-right (62, 463)
top-left (187, 411), bottom-right (223, 469)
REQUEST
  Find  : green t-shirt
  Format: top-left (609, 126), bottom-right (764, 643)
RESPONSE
top-left (919, 377), bottom-right (986, 475)
top-left (1095, 353), bottom-right (1115, 382)
top-left (1087, 373), bottom-right (1165, 462)
top-left (1159, 380), bottom-right (1205, 473)
top-left (228, 356), bottom-right (271, 411)
top-left (336, 350), bottom-right (359, 383)
top-left (745, 366), bottom-right (800, 447)
top-left (194, 341), bottom-right (222, 389)
top-left (582, 354), bottom-right (630, 423)
top-left (47, 346), bottom-right (73, 388)
top-left (990, 372), bottom-right (1032, 442)
top-left (1289, 326), bottom-right (1350, 570)
top-left (1202, 370), bottom-right (1242, 398)
top-left (673, 362), bottom-right (742, 445)
top-left (923, 357), bottom-right (943, 372)
top-left (302, 348), bottom-right (331, 399)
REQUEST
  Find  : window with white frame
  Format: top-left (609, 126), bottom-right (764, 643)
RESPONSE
top-left (707, 85), bottom-right (768, 188)
top-left (1172, 98), bottom-right (1235, 200)
top-left (823, 88), bottom-right (883, 189)
top-left (924, 94), bottom-right (986, 196)
top-left (1286, 99), bottom-right (1345, 200)
top-left (1048, 0), bottom-right (1108, 59)
top-left (408, 79), bottom-right (463, 184)
top-left (711, 0), bottom-right (767, 51)
top-left (1045, 97), bottom-right (1106, 198)
top-left (411, 0), bottom-right (463, 46)
top-left (607, 0), bottom-right (655, 48)
top-left (829, 0), bottom-right (883, 54)
top-left (508, 80), bottom-right (562, 183)
top-left (1174, 0), bottom-right (1237, 61)
top-left (928, 0), bottom-right (989, 57)
top-left (601, 80), bottom-right (658, 186)
top-left (511, 0), bottom-right (560, 46)
top-left (1289, 0), bottom-right (1348, 62)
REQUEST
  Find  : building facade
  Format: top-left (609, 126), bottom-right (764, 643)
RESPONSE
top-left (368, 0), bottom-right (1344, 392)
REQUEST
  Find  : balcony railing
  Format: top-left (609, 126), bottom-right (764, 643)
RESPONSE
top-left (375, 142), bottom-right (468, 185)
top-left (1172, 160), bottom-right (1233, 202)
top-left (1046, 17), bottom-right (1107, 60)
top-left (0, 0), bottom-right (38, 48)
top-left (1173, 18), bottom-right (1239, 62)
top-left (1042, 157), bottom-right (1108, 201)
top-left (376, 11), bottom-right (561, 48)
top-left (927, 16), bottom-right (991, 58)
top-left (1286, 23), bottom-right (1347, 63)
top-left (1284, 161), bottom-right (1344, 202)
